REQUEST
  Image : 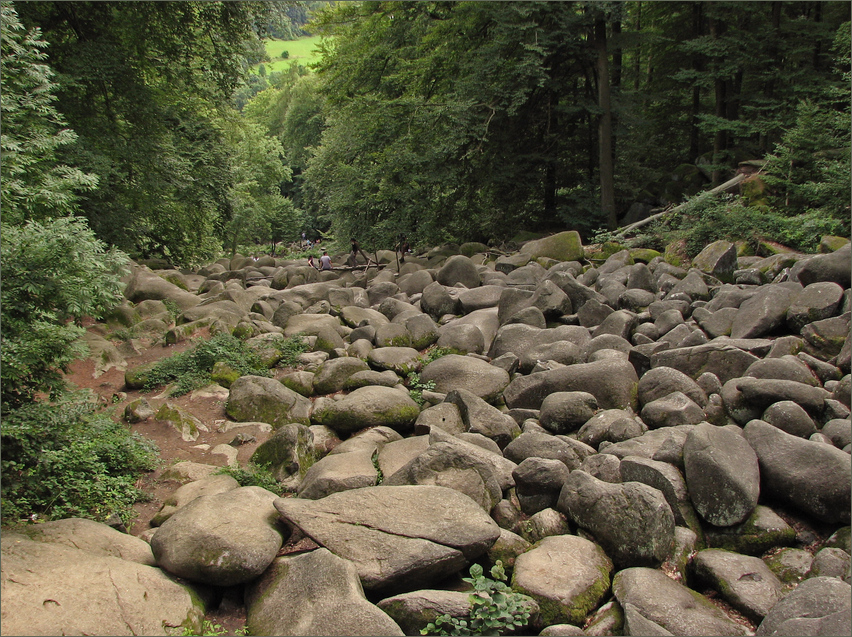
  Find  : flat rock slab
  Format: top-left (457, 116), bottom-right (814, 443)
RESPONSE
top-left (274, 485), bottom-right (500, 593)
top-left (612, 567), bottom-right (750, 636)
top-left (1, 534), bottom-right (205, 636)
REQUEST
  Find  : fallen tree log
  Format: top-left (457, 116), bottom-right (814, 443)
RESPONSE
top-left (611, 173), bottom-right (747, 242)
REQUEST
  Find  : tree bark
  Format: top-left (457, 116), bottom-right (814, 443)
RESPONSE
top-left (710, 17), bottom-right (727, 184)
top-left (595, 19), bottom-right (617, 230)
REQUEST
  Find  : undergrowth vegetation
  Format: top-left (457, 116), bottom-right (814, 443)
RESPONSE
top-left (216, 463), bottom-right (281, 494)
top-left (421, 561), bottom-right (533, 636)
top-left (143, 333), bottom-right (271, 396)
top-left (630, 192), bottom-right (848, 257)
top-left (1, 396), bottom-right (159, 525)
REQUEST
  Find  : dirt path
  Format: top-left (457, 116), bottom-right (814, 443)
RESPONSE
top-left (63, 327), bottom-right (277, 636)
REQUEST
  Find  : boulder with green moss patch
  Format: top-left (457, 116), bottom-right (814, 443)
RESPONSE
top-left (520, 231), bottom-right (583, 263)
top-left (310, 386), bottom-right (420, 435)
top-left (226, 375), bottom-right (312, 428)
top-left (512, 535), bottom-right (612, 627)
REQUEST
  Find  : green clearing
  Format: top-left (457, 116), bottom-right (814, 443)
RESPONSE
top-left (254, 35), bottom-right (324, 74)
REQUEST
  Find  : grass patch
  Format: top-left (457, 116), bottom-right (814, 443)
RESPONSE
top-left (253, 35), bottom-right (324, 74)
top-left (1, 396), bottom-right (159, 525)
top-left (144, 333), bottom-right (271, 396)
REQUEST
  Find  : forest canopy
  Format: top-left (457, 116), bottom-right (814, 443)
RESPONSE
top-left (2, 0), bottom-right (850, 264)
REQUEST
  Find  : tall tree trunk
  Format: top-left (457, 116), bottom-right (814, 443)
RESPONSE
top-left (812, 1), bottom-right (823, 70)
top-left (596, 19), bottom-right (617, 229)
top-left (761, 1), bottom-right (783, 152)
top-left (633, 1), bottom-right (641, 91)
top-left (689, 2), bottom-right (704, 161)
top-left (710, 17), bottom-right (727, 184)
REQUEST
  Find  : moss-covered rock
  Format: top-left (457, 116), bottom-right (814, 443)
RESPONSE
top-left (250, 423), bottom-right (316, 484)
top-left (124, 360), bottom-right (160, 389)
top-left (512, 535), bottom-right (612, 627)
top-left (211, 361), bottom-right (241, 388)
top-left (703, 505), bottom-right (797, 555)
top-left (628, 248), bottom-right (661, 264)
top-left (310, 386), bottom-right (420, 435)
top-left (520, 231), bottom-right (584, 263)
top-left (820, 235), bottom-right (851, 253)
top-left (156, 402), bottom-right (208, 442)
top-left (280, 371), bottom-right (315, 397)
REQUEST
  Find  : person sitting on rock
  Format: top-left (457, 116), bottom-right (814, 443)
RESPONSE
top-left (319, 251), bottom-right (333, 271)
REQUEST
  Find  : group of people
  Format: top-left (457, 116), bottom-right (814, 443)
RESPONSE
top-left (305, 235), bottom-right (411, 271)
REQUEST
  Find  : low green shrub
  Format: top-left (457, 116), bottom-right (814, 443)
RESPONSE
top-left (216, 463), bottom-right (281, 494)
top-left (406, 372), bottom-right (436, 407)
top-left (421, 561), bottom-right (533, 636)
top-left (274, 334), bottom-right (311, 368)
top-left (1, 396), bottom-right (159, 525)
top-left (144, 333), bottom-right (270, 396)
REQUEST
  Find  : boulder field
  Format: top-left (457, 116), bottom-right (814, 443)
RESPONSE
top-left (2, 233), bottom-right (851, 636)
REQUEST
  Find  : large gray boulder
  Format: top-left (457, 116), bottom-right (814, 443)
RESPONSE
top-left (743, 420), bottom-right (851, 524)
top-left (226, 375), bottom-right (312, 427)
top-left (731, 284), bottom-right (800, 339)
top-left (250, 423), bottom-right (316, 487)
top-left (419, 354), bottom-right (510, 404)
top-left (444, 388), bottom-right (521, 448)
top-left (612, 567), bottom-right (750, 635)
top-left (152, 474), bottom-right (240, 527)
top-left (274, 485), bottom-right (500, 593)
top-left (368, 346), bottom-right (423, 375)
top-left (683, 423), bottom-right (761, 527)
top-left (1, 533), bottom-right (205, 636)
top-left (576, 409), bottom-right (647, 449)
top-left (296, 449), bottom-right (378, 500)
top-left (600, 425), bottom-right (695, 469)
top-left (503, 431), bottom-right (585, 471)
top-left (755, 576), bottom-right (851, 636)
top-left (437, 254), bottom-right (481, 288)
top-left (650, 342), bottom-right (760, 384)
top-left (312, 357), bottom-right (370, 395)
top-left (420, 281), bottom-right (459, 319)
top-left (377, 590), bottom-right (471, 636)
top-left (520, 231), bottom-right (584, 262)
top-left (503, 358), bottom-right (639, 411)
top-left (511, 535), bottom-right (612, 627)
top-left (487, 323), bottom-right (591, 361)
top-left (383, 440), bottom-right (503, 511)
top-left (637, 366), bottom-right (708, 408)
top-left (246, 549), bottom-right (404, 636)
top-left (557, 471), bottom-right (675, 568)
top-left (692, 549), bottom-right (783, 622)
top-left (8, 517), bottom-right (156, 566)
top-left (539, 391), bottom-right (599, 435)
top-left (620, 456), bottom-right (703, 539)
top-left (787, 282), bottom-right (845, 331)
top-left (151, 486), bottom-right (285, 586)
top-left (794, 242), bottom-right (852, 288)
top-left (310, 386), bottom-right (421, 435)
top-left (640, 391), bottom-right (706, 429)
top-left (692, 241), bottom-right (738, 283)
top-left (124, 265), bottom-right (201, 311)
